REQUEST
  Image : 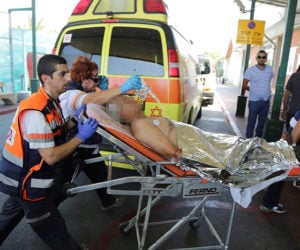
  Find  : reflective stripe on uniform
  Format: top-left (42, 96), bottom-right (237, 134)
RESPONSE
top-left (31, 178), bottom-right (54, 189)
top-left (26, 212), bottom-right (51, 224)
top-left (0, 173), bottom-right (18, 187)
top-left (2, 148), bottom-right (23, 167)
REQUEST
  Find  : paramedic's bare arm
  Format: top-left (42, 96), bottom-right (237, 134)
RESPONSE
top-left (82, 87), bottom-right (123, 105)
top-left (291, 121), bottom-right (300, 145)
top-left (38, 137), bottom-right (82, 166)
top-left (242, 78), bottom-right (249, 92)
top-left (281, 89), bottom-right (291, 120)
top-left (82, 75), bottom-right (142, 105)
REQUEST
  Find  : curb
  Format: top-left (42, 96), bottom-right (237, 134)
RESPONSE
top-left (0, 106), bottom-right (17, 115)
top-left (215, 92), bottom-right (243, 138)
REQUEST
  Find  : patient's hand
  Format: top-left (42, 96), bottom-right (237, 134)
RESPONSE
top-left (86, 103), bottom-right (135, 138)
top-left (171, 148), bottom-right (182, 161)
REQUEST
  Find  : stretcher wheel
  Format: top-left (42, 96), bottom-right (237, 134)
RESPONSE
top-left (189, 219), bottom-right (200, 229)
top-left (63, 182), bottom-right (77, 197)
top-left (119, 222), bottom-right (133, 234)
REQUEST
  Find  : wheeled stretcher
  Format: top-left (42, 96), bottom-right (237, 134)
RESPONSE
top-left (66, 103), bottom-right (300, 250)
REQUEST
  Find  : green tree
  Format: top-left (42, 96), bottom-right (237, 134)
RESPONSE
top-left (16, 15), bottom-right (44, 31)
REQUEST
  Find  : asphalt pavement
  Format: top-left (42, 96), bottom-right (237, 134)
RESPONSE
top-left (1, 83), bottom-right (300, 250)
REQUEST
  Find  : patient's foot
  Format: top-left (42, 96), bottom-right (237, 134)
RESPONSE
top-left (101, 196), bottom-right (127, 211)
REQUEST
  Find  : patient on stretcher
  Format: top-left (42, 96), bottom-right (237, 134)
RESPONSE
top-left (86, 96), bottom-right (298, 188)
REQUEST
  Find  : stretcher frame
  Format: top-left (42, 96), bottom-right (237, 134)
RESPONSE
top-left (66, 120), bottom-right (237, 250)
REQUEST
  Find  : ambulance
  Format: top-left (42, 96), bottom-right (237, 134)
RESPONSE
top-left (196, 55), bottom-right (216, 105)
top-left (53, 0), bottom-right (203, 124)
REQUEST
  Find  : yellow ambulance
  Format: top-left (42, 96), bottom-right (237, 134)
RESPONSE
top-left (53, 0), bottom-right (203, 124)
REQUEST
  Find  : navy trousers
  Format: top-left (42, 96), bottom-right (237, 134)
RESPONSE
top-left (262, 181), bottom-right (285, 208)
top-left (0, 159), bottom-right (80, 249)
top-left (246, 100), bottom-right (270, 138)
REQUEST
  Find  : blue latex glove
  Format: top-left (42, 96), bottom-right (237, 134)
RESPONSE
top-left (120, 74), bottom-right (142, 93)
top-left (98, 76), bottom-right (109, 90)
top-left (76, 117), bottom-right (99, 143)
top-left (73, 104), bottom-right (87, 120)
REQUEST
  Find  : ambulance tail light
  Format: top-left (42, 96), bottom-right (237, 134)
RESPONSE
top-left (168, 49), bottom-right (179, 77)
top-left (144, 0), bottom-right (167, 13)
top-left (72, 0), bottom-right (92, 15)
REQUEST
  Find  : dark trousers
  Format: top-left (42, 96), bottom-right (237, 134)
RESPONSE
top-left (0, 151), bottom-right (112, 247)
top-left (246, 100), bottom-right (270, 138)
top-left (73, 148), bottom-right (115, 206)
top-left (285, 112), bottom-right (294, 133)
top-left (0, 159), bottom-right (80, 249)
top-left (0, 196), bottom-right (24, 244)
top-left (262, 181), bottom-right (285, 208)
top-left (18, 196), bottom-right (79, 250)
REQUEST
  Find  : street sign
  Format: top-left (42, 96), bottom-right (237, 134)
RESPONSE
top-left (236, 19), bottom-right (265, 45)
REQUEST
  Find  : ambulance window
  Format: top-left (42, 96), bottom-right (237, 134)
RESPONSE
top-left (59, 27), bottom-right (104, 68)
top-left (197, 56), bottom-right (211, 75)
top-left (95, 0), bottom-right (136, 13)
top-left (108, 27), bottom-right (164, 76)
top-left (172, 29), bottom-right (197, 77)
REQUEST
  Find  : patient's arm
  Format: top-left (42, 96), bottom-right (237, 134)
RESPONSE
top-left (86, 103), bottom-right (133, 137)
top-left (130, 117), bottom-right (181, 159)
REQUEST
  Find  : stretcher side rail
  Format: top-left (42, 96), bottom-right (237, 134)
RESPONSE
top-left (68, 154), bottom-right (226, 198)
top-left (66, 175), bottom-right (226, 198)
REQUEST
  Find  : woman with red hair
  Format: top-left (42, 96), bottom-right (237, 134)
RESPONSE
top-left (59, 56), bottom-right (142, 210)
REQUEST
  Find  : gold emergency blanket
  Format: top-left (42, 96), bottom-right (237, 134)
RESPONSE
top-left (86, 103), bottom-right (298, 189)
top-left (175, 122), bottom-right (298, 188)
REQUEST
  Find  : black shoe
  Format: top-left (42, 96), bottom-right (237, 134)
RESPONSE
top-left (293, 180), bottom-right (300, 188)
top-left (81, 244), bottom-right (89, 250)
top-left (101, 196), bottom-right (127, 211)
top-left (259, 203), bottom-right (287, 214)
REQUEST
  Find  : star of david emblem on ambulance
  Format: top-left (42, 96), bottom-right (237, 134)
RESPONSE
top-left (150, 106), bottom-right (162, 117)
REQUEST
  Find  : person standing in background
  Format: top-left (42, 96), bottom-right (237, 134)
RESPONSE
top-left (262, 68), bottom-right (300, 214)
top-left (242, 50), bottom-right (285, 214)
top-left (281, 65), bottom-right (300, 133)
top-left (242, 50), bottom-right (274, 138)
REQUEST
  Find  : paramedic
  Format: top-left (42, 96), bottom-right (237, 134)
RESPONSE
top-left (281, 65), bottom-right (300, 132)
top-left (289, 109), bottom-right (300, 148)
top-left (59, 56), bottom-right (142, 210)
top-left (60, 56), bottom-right (142, 117)
top-left (0, 54), bottom-right (98, 249)
top-left (259, 109), bottom-right (300, 215)
top-left (242, 50), bottom-right (274, 138)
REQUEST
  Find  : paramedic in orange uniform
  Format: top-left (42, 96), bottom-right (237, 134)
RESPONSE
top-left (0, 54), bottom-right (99, 249)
